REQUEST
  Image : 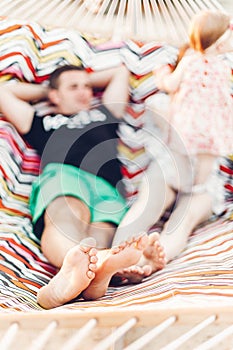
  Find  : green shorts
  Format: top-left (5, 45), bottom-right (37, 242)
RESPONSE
top-left (30, 163), bottom-right (128, 239)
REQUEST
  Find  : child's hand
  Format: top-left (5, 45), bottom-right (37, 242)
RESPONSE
top-left (153, 65), bottom-right (172, 90)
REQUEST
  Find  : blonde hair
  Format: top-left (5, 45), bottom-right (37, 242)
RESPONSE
top-left (189, 10), bottom-right (230, 52)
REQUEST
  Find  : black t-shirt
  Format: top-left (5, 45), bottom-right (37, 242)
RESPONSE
top-left (23, 105), bottom-right (123, 188)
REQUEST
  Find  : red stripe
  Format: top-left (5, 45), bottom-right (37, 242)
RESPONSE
top-left (220, 165), bottom-right (233, 175)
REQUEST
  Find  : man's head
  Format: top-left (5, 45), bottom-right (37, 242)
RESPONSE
top-left (48, 65), bottom-right (93, 115)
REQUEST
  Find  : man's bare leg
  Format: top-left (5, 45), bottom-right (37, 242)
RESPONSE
top-left (112, 161), bottom-right (176, 246)
top-left (120, 192), bottom-right (212, 284)
top-left (111, 162), bottom-right (176, 284)
top-left (82, 233), bottom-right (149, 300)
top-left (88, 222), bottom-right (116, 249)
top-left (114, 154), bottom-right (215, 283)
top-left (134, 152), bottom-right (193, 275)
top-left (37, 196), bottom-right (98, 309)
top-left (40, 196), bottom-right (91, 266)
top-left (37, 240), bottom-right (98, 309)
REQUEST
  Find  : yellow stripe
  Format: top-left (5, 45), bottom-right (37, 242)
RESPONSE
top-left (129, 72), bottom-right (152, 89)
top-left (0, 35), bottom-right (41, 58)
top-left (0, 177), bottom-right (28, 203)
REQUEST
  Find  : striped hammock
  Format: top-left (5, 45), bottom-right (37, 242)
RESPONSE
top-left (0, 2), bottom-right (233, 349)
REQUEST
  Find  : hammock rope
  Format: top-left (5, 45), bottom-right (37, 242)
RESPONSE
top-left (1, 0), bottom-right (226, 44)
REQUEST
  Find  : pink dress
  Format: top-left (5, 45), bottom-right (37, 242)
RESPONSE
top-left (169, 53), bottom-right (233, 156)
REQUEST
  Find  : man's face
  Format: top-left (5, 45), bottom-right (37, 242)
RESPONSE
top-left (50, 70), bottom-right (93, 115)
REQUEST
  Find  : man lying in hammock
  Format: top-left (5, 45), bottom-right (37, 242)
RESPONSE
top-left (0, 64), bottom-right (161, 308)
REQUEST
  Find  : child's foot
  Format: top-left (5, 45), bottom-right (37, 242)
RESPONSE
top-left (82, 233), bottom-right (149, 300)
top-left (115, 232), bottom-right (166, 284)
top-left (141, 232), bottom-right (166, 271)
top-left (37, 240), bottom-right (98, 309)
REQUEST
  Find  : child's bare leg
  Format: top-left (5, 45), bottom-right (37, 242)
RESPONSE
top-left (160, 154), bottom-right (215, 261)
top-left (195, 154), bottom-right (216, 184)
top-left (160, 191), bottom-right (212, 262)
top-left (82, 233), bottom-right (149, 300)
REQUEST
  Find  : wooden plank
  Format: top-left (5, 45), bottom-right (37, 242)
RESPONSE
top-left (1, 306), bottom-right (233, 328)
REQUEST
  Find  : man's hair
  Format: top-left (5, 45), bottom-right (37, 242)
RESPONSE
top-left (189, 10), bottom-right (230, 52)
top-left (49, 65), bottom-right (85, 89)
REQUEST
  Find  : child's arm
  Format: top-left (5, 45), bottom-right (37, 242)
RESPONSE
top-left (0, 82), bottom-right (48, 134)
top-left (88, 65), bottom-right (130, 119)
top-left (154, 56), bottom-right (190, 94)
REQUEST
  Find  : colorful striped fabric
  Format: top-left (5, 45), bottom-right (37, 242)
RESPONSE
top-left (0, 17), bottom-right (124, 83)
top-left (0, 121), bottom-right (232, 312)
top-left (0, 17), bottom-right (180, 203)
top-left (0, 120), bottom-right (56, 311)
top-left (0, 17), bottom-right (232, 312)
top-left (1, 16), bottom-right (231, 204)
top-left (66, 218), bottom-right (233, 310)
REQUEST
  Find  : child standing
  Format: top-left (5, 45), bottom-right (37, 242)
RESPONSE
top-left (112, 10), bottom-right (233, 281)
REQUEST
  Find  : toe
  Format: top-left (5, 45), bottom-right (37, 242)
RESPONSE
top-left (149, 232), bottom-right (160, 244)
top-left (136, 234), bottom-right (148, 250)
top-left (111, 246), bottom-right (121, 254)
top-left (89, 247), bottom-right (98, 256)
top-left (142, 265), bottom-right (152, 276)
top-left (90, 255), bottom-right (98, 263)
top-left (87, 270), bottom-right (95, 279)
top-left (89, 263), bottom-right (97, 272)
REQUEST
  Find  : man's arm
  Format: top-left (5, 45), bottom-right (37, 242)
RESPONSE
top-left (88, 65), bottom-right (130, 119)
top-left (0, 82), bottom-right (48, 134)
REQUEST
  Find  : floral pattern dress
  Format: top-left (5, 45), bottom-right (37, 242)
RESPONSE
top-left (169, 53), bottom-right (233, 156)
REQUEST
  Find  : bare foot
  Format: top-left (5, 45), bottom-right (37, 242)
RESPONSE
top-left (37, 240), bottom-right (98, 309)
top-left (141, 232), bottom-right (166, 271)
top-left (115, 232), bottom-right (166, 284)
top-left (82, 234), bottom-right (149, 300)
top-left (114, 265), bottom-right (152, 284)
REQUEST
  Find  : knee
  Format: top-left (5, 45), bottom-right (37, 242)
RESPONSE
top-left (45, 196), bottom-right (91, 224)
